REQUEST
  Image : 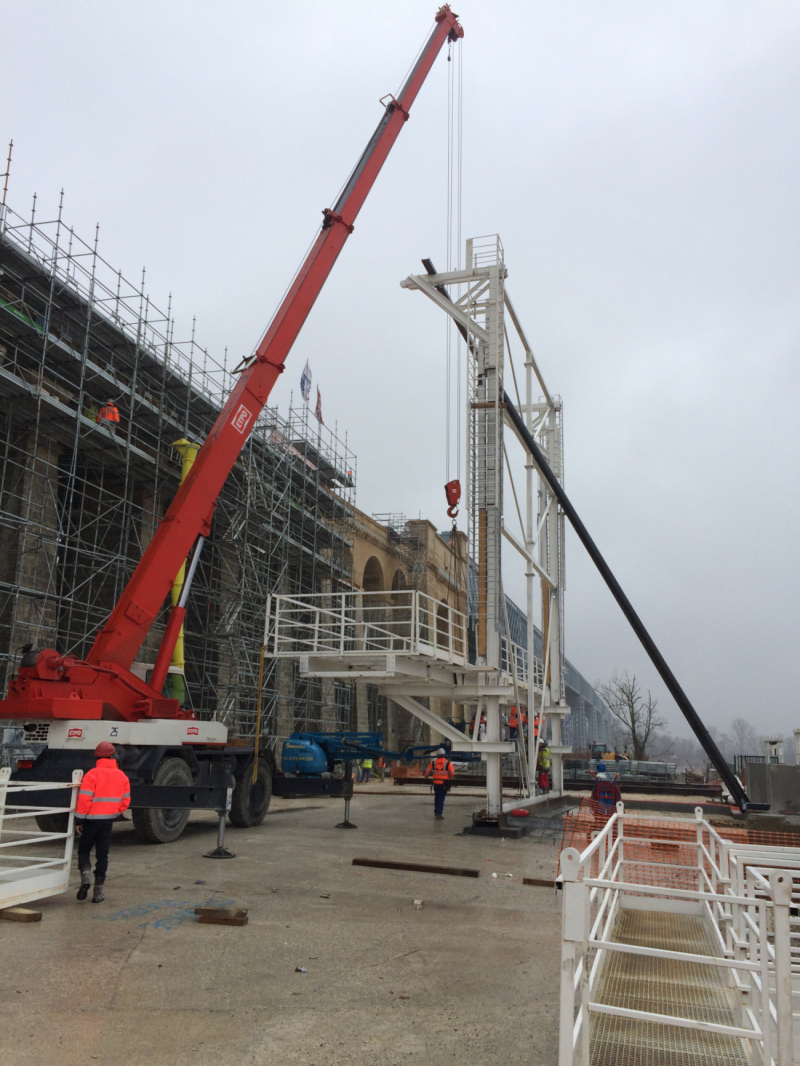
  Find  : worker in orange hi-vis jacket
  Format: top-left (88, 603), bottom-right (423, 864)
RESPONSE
top-left (508, 706), bottom-right (520, 740)
top-left (97, 399), bottom-right (120, 436)
top-left (75, 742), bottom-right (131, 903)
top-left (424, 747), bottom-right (455, 820)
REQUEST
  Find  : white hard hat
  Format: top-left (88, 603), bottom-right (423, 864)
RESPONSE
top-left (437, 747), bottom-right (446, 756)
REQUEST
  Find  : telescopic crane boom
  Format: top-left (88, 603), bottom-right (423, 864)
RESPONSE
top-left (0, 5), bottom-right (464, 725)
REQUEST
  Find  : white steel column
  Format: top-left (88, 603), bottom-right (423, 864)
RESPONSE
top-left (471, 239), bottom-right (505, 818)
top-left (525, 330), bottom-right (536, 791)
top-left (401, 236), bottom-right (507, 817)
top-left (401, 236), bottom-right (569, 815)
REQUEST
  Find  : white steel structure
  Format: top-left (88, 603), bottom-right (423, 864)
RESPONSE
top-left (401, 235), bottom-right (569, 811)
top-left (559, 803), bottom-right (800, 1065)
top-left (263, 235), bottom-right (568, 818)
top-left (0, 767), bottom-right (82, 909)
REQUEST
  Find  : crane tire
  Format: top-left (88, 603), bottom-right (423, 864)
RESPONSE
top-left (132, 757), bottom-right (192, 844)
top-left (229, 757), bottom-right (272, 828)
top-left (35, 812), bottom-right (70, 834)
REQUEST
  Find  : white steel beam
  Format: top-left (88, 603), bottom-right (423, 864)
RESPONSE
top-left (388, 694), bottom-right (513, 753)
top-left (501, 520), bottom-right (557, 589)
top-left (504, 290), bottom-right (552, 406)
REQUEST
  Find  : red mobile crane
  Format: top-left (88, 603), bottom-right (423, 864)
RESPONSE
top-left (2, 7), bottom-right (464, 842)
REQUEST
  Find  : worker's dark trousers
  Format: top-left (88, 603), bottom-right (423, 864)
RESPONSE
top-left (433, 784), bottom-right (448, 816)
top-left (77, 820), bottom-right (114, 880)
top-left (362, 769), bottom-right (371, 783)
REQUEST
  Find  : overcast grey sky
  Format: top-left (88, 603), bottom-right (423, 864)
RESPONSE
top-left (3, 1), bottom-right (799, 740)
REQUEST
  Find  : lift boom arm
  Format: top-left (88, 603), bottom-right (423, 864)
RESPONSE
top-left (88, 7), bottom-right (463, 671)
top-left (0, 7), bottom-right (463, 725)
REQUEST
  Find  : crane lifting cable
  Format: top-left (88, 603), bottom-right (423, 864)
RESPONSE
top-left (444, 26), bottom-right (463, 510)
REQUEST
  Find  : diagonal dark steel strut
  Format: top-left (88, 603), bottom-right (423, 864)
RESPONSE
top-left (419, 257), bottom-right (762, 811)
top-left (503, 391), bottom-right (761, 812)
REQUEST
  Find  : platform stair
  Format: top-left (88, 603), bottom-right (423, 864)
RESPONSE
top-left (558, 801), bottom-right (800, 1065)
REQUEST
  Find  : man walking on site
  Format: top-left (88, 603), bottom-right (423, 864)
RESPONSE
top-left (75, 742), bottom-right (131, 903)
top-left (425, 747), bottom-right (455, 820)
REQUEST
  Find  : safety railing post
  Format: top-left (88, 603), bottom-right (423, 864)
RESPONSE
top-left (695, 806), bottom-right (704, 893)
top-left (616, 801), bottom-right (624, 873)
top-left (579, 896), bottom-right (591, 1066)
top-left (719, 838), bottom-right (732, 954)
top-left (559, 847), bottom-right (584, 1066)
top-left (63, 769), bottom-right (83, 867)
top-left (757, 896), bottom-right (772, 1066)
top-left (769, 869), bottom-right (794, 1065)
top-left (339, 593), bottom-right (346, 655)
top-left (0, 766), bottom-right (9, 841)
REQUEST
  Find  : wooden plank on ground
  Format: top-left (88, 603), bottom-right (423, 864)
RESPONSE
top-left (522, 877), bottom-right (555, 888)
top-left (0, 907), bottom-right (43, 923)
top-left (194, 906), bottom-right (248, 926)
top-left (352, 858), bottom-right (480, 878)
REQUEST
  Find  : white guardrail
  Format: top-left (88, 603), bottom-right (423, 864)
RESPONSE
top-left (559, 802), bottom-right (800, 1066)
top-left (264, 590), bottom-right (541, 685)
top-left (264, 590), bottom-right (470, 666)
top-left (0, 767), bottom-right (83, 909)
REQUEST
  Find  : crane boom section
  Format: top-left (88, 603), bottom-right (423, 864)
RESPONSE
top-left (89, 8), bottom-right (463, 669)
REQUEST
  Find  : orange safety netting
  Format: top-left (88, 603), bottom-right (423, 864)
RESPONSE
top-left (559, 797), bottom-right (800, 890)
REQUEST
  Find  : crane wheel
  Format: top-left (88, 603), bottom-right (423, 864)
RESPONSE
top-left (132, 757), bottom-right (193, 844)
top-left (229, 756), bottom-right (272, 828)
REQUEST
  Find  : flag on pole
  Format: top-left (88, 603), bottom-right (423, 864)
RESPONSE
top-left (315, 386), bottom-right (323, 424)
top-left (300, 360), bottom-right (312, 402)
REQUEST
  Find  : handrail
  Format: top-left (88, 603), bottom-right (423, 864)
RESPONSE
top-left (558, 802), bottom-right (797, 1065)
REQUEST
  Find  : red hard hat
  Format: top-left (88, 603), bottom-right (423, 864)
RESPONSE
top-left (94, 741), bottom-right (116, 758)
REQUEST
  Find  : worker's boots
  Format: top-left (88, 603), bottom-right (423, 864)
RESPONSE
top-left (76, 868), bottom-right (92, 901)
top-left (91, 877), bottom-right (105, 904)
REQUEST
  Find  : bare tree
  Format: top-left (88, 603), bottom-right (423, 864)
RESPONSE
top-left (728, 716), bottom-right (759, 756)
top-left (597, 671), bottom-right (667, 760)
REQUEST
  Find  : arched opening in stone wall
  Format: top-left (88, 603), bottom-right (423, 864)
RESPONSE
top-left (362, 556), bottom-right (384, 592)
top-left (391, 568), bottom-right (407, 591)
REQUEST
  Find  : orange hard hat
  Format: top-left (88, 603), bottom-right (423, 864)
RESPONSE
top-left (94, 741), bottom-right (116, 758)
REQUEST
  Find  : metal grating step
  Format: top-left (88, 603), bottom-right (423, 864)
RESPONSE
top-left (591, 910), bottom-right (750, 1066)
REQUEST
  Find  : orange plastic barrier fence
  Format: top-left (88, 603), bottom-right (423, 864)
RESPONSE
top-left (558, 797), bottom-right (800, 891)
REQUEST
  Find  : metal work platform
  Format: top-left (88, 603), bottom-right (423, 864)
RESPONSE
top-left (263, 589), bottom-right (518, 754)
top-left (264, 589), bottom-right (530, 689)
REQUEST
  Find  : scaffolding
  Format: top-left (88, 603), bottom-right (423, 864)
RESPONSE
top-left (0, 191), bottom-right (357, 748)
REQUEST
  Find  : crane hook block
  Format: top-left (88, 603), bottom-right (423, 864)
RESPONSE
top-left (445, 479), bottom-right (461, 518)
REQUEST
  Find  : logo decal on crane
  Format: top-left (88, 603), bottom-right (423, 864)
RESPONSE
top-left (231, 404), bottom-right (253, 434)
top-left (187, 726), bottom-right (199, 736)
top-left (67, 728), bottom-right (83, 739)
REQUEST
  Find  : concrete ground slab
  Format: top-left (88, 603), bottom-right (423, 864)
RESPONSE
top-left (1, 791), bottom-right (563, 1066)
